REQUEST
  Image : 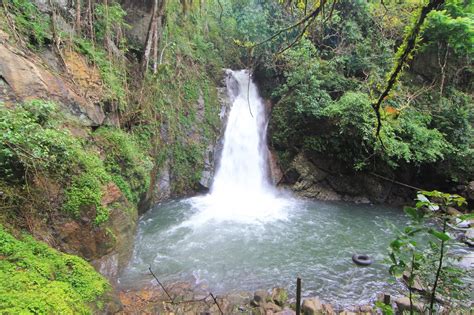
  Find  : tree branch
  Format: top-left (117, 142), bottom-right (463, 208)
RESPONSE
top-left (252, 0), bottom-right (327, 48)
top-left (371, 0), bottom-right (445, 138)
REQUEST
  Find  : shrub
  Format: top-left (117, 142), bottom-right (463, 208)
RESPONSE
top-left (93, 127), bottom-right (153, 204)
top-left (0, 101), bottom-right (75, 183)
top-left (6, 0), bottom-right (50, 47)
top-left (1, 101), bottom-right (112, 224)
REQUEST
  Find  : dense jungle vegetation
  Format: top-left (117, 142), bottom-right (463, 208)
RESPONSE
top-left (0, 0), bottom-right (472, 313)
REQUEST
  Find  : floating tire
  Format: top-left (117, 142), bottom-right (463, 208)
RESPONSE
top-left (352, 254), bottom-right (372, 266)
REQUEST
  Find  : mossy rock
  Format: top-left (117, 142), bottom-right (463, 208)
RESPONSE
top-left (0, 226), bottom-right (112, 314)
top-left (271, 287), bottom-right (289, 307)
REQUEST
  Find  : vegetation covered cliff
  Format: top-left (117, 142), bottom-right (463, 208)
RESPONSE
top-left (0, 0), bottom-right (472, 313)
top-left (0, 0), bottom-right (236, 312)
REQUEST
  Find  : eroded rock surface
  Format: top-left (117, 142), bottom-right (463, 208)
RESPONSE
top-left (0, 43), bottom-right (105, 126)
top-left (282, 152), bottom-right (412, 205)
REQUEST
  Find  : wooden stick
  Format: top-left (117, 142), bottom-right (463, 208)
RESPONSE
top-left (369, 172), bottom-right (424, 191)
top-left (209, 292), bottom-right (224, 315)
top-left (296, 277), bottom-right (302, 315)
top-left (148, 266), bottom-right (174, 302)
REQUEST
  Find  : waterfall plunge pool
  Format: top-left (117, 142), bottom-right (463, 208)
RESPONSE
top-left (119, 70), bottom-right (410, 308)
top-left (119, 198), bottom-right (408, 307)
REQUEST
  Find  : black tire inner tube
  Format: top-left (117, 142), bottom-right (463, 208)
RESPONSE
top-left (352, 254), bottom-right (372, 266)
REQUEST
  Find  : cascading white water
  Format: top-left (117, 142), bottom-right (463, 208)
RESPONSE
top-left (212, 70), bottom-right (270, 197)
top-left (187, 69), bottom-right (291, 225)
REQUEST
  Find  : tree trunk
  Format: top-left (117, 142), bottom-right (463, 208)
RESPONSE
top-left (142, 0), bottom-right (167, 75)
top-left (87, 0), bottom-right (95, 42)
top-left (103, 0), bottom-right (111, 52)
top-left (142, 0), bottom-right (158, 73)
top-left (75, 0), bottom-right (81, 33)
top-left (152, 20), bottom-right (158, 73)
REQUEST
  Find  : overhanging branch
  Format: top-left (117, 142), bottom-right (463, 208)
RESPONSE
top-left (372, 0), bottom-right (445, 138)
top-left (251, 0), bottom-right (327, 49)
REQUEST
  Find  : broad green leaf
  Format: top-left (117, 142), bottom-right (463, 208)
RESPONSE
top-left (429, 229), bottom-right (450, 241)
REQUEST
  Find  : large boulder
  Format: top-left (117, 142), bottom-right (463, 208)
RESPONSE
top-left (252, 290), bottom-right (269, 306)
top-left (395, 297), bottom-right (424, 313)
top-left (289, 153), bottom-right (342, 200)
top-left (302, 297), bottom-right (323, 315)
top-left (271, 287), bottom-right (288, 307)
top-left (263, 301), bottom-right (282, 313)
top-left (322, 303), bottom-right (335, 314)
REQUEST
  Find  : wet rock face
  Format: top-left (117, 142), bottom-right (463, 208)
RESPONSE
top-left (198, 73), bottom-right (233, 191)
top-left (268, 149), bottom-right (284, 185)
top-left (117, 0), bottom-right (154, 45)
top-left (467, 181), bottom-right (474, 200)
top-left (226, 69), bottom-right (240, 101)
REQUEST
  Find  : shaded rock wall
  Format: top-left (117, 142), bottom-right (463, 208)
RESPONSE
top-left (281, 152), bottom-right (413, 205)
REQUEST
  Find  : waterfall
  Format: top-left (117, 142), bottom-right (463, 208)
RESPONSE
top-left (188, 69), bottom-right (291, 225)
top-left (212, 70), bottom-right (271, 196)
top-left (120, 71), bottom-right (412, 304)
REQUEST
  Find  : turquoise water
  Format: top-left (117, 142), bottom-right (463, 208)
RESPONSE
top-left (120, 198), bottom-right (409, 307)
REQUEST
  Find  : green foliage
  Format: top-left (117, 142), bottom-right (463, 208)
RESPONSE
top-left (320, 92), bottom-right (376, 168)
top-left (94, 2), bottom-right (128, 47)
top-left (74, 38), bottom-right (127, 108)
top-left (6, 0), bottom-right (50, 47)
top-left (375, 301), bottom-right (394, 315)
top-left (264, 0), bottom-right (472, 183)
top-left (1, 100), bottom-right (114, 225)
top-left (0, 101), bottom-right (75, 183)
top-left (381, 109), bottom-right (452, 167)
top-left (388, 191), bottom-right (469, 313)
top-left (423, 0), bottom-right (474, 58)
top-left (0, 226), bottom-right (110, 314)
top-left (63, 152), bottom-right (111, 225)
top-left (274, 39), bottom-right (332, 118)
top-left (93, 127), bottom-right (153, 204)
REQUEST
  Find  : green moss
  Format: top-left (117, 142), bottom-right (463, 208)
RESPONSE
top-left (0, 226), bottom-right (110, 314)
top-left (63, 149), bottom-right (112, 225)
top-left (171, 142), bottom-right (205, 192)
top-left (93, 127), bottom-right (153, 204)
top-left (183, 80), bottom-right (200, 103)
